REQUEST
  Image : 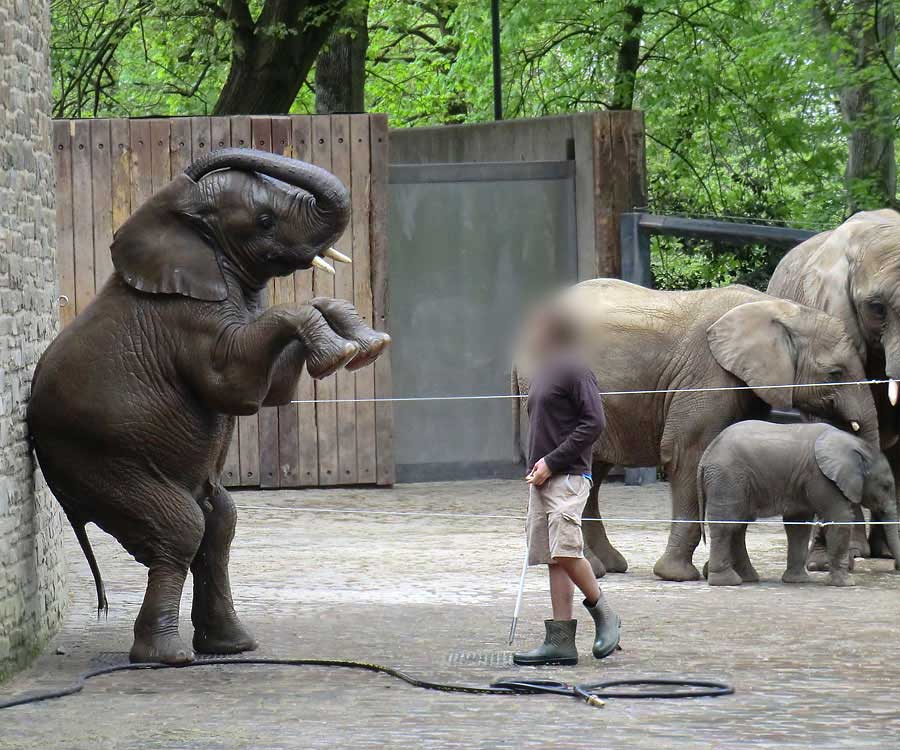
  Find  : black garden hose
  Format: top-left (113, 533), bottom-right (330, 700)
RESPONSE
top-left (0, 657), bottom-right (734, 711)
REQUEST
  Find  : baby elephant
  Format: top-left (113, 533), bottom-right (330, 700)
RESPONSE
top-left (698, 421), bottom-right (900, 587)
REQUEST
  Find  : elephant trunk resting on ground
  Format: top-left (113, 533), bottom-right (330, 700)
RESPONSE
top-left (28, 149), bottom-right (390, 665)
top-left (513, 279), bottom-right (879, 582)
top-left (768, 209), bottom-right (900, 562)
top-left (698, 421), bottom-right (900, 587)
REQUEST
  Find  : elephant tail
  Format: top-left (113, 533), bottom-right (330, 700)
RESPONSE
top-left (512, 364), bottom-right (526, 465)
top-left (697, 464), bottom-right (707, 546)
top-left (70, 518), bottom-right (109, 619)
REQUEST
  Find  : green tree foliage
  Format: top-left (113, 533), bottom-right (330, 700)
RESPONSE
top-left (51, 0), bottom-right (899, 288)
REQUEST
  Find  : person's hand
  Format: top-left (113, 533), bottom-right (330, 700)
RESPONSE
top-left (526, 458), bottom-right (552, 486)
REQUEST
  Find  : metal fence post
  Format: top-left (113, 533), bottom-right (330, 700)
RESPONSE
top-left (619, 211), bottom-right (657, 486)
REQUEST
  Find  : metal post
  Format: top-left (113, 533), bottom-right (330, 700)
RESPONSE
top-left (491, 0), bottom-right (502, 120)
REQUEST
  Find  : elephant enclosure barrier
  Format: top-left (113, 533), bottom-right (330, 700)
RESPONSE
top-left (52, 115), bottom-right (393, 489)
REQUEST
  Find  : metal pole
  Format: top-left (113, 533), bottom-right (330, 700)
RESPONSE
top-left (507, 539), bottom-right (529, 645)
top-left (491, 0), bottom-right (502, 120)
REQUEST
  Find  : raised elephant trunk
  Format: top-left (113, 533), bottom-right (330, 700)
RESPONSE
top-left (184, 148), bottom-right (351, 250)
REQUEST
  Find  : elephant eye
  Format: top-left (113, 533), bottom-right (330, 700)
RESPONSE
top-left (868, 300), bottom-right (886, 318)
top-left (257, 213), bottom-right (275, 230)
top-left (828, 369), bottom-right (843, 382)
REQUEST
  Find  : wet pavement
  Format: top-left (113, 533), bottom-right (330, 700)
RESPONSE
top-left (2, 479), bottom-right (899, 749)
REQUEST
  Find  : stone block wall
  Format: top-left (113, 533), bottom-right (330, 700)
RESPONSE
top-left (0, 0), bottom-right (67, 678)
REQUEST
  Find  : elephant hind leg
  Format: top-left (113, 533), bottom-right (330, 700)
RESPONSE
top-left (191, 485), bottom-right (257, 655)
top-left (706, 523), bottom-right (742, 586)
top-left (730, 526), bottom-right (759, 583)
top-left (120, 487), bottom-right (205, 665)
top-left (582, 462), bottom-right (628, 577)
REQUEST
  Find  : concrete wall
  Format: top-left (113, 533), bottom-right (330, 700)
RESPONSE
top-left (390, 111), bottom-right (647, 283)
top-left (391, 114), bottom-right (599, 281)
top-left (0, 0), bottom-right (67, 678)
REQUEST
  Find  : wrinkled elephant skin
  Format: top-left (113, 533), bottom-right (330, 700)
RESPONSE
top-left (513, 279), bottom-right (878, 582)
top-left (28, 149), bottom-right (390, 664)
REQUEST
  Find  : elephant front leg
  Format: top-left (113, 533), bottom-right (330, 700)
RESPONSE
top-left (782, 518), bottom-right (812, 584)
top-left (870, 441), bottom-right (900, 558)
top-left (311, 297), bottom-right (391, 371)
top-left (581, 462), bottom-right (627, 576)
top-left (191, 485), bottom-right (258, 655)
top-left (654, 460), bottom-right (702, 581)
top-left (825, 523), bottom-right (855, 587)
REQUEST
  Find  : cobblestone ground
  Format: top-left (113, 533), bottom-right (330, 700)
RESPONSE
top-left (3, 479), bottom-right (900, 749)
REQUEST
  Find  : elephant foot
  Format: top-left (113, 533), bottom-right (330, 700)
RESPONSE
top-left (734, 563), bottom-right (760, 583)
top-left (130, 630), bottom-right (194, 665)
top-left (781, 569), bottom-right (811, 584)
top-left (596, 545), bottom-right (628, 574)
top-left (307, 340), bottom-right (359, 380)
top-left (310, 298), bottom-right (391, 371)
top-left (806, 543), bottom-right (829, 572)
top-left (826, 571), bottom-right (855, 587)
top-left (347, 332), bottom-right (391, 372)
top-left (585, 549), bottom-right (607, 579)
top-left (193, 615), bottom-right (258, 655)
top-left (653, 552), bottom-right (701, 582)
top-left (867, 526), bottom-right (894, 559)
top-left (707, 568), bottom-right (742, 586)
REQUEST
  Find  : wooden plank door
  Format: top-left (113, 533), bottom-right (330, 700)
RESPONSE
top-left (52, 115), bottom-right (394, 488)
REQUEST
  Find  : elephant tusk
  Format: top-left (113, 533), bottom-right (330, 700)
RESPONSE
top-left (325, 247), bottom-right (352, 264)
top-left (851, 421), bottom-right (861, 432)
top-left (312, 257), bottom-right (335, 275)
top-left (890, 379), bottom-right (899, 407)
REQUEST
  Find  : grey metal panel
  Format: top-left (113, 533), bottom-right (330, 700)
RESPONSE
top-left (389, 165), bottom-right (578, 482)
top-left (390, 160), bottom-right (574, 184)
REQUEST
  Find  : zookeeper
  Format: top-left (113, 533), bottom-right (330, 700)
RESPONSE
top-left (513, 311), bottom-right (621, 667)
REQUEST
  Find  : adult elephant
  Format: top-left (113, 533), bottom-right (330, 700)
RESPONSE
top-left (29, 149), bottom-right (390, 664)
top-left (513, 279), bottom-right (878, 581)
top-left (768, 209), bottom-right (900, 562)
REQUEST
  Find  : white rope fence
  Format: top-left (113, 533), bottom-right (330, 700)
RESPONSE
top-left (288, 378), bottom-right (890, 405)
top-left (234, 504), bottom-right (899, 527)
top-left (273, 376), bottom-right (899, 527)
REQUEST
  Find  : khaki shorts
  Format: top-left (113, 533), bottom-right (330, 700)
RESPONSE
top-left (526, 473), bottom-right (591, 565)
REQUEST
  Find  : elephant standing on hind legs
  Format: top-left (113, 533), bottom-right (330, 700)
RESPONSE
top-left (513, 279), bottom-right (879, 581)
top-left (28, 149), bottom-right (390, 665)
top-left (768, 210), bottom-right (900, 566)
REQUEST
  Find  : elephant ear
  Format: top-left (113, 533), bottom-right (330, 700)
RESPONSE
top-left (815, 429), bottom-right (870, 504)
top-left (111, 174), bottom-right (227, 301)
top-left (707, 299), bottom-right (798, 410)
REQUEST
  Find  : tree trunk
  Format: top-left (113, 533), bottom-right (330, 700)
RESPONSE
top-left (213, 0), bottom-right (348, 116)
top-left (315, 3), bottom-right (368, 114)
top-left (610, 3), bottom-right (645, 111)
top-left (841, 1), bottom-right (897, 210)
top-left (814, 0), bottom-right (898, 211)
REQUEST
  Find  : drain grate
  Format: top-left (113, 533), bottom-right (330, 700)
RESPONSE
top-left (447, 651), bottom-right (514, 668)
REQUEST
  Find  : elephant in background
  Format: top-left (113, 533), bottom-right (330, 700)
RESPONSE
top-left (699, 421), bottom-right (900, 587)
top-left (768, 209), bottom-right (900, 562)
top-left (513, 279), bottom-right (878, 581)
top-left (28, 149), bottom-right (390, 664)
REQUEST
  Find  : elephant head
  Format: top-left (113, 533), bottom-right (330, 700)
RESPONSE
top-left (707, 298), bottom-right (880, 447)
top-left (110, 148), bottom-right (351, 301)
top-left (794, 210), bottom-right (900, 397)
top-left (815, 429), bottom-right (900, 567)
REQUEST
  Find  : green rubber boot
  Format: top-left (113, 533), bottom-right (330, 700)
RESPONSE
top-left (584, 596), bottom-right (621, 659)
top-left (513, 619), bottom-right (578, 666)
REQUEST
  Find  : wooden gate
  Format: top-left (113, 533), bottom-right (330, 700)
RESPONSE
top-left (52, 115), bottom-right (394, 488)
